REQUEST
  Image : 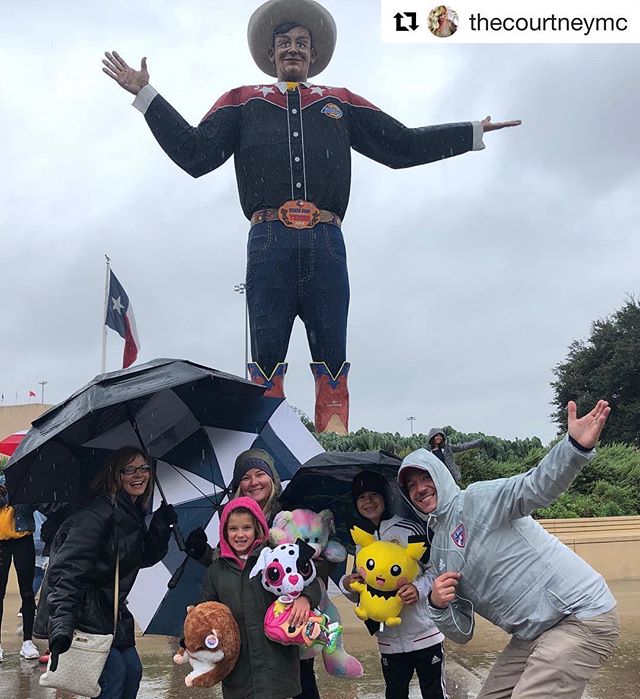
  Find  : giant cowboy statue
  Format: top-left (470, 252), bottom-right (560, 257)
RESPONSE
top-left (102, 0), bottom-right (520, 435)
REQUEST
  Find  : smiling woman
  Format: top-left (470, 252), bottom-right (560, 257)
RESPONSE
top-left (231, 448), bottom-right (282, 524)
top-left (37, 447), bottom-right (177, 699)
top-left (184, 448), bottom-right (283, 567)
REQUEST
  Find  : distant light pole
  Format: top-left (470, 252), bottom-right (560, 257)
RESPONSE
top-left (407, 416), bottom-right (416, 436)
top-left (234, 283), bottom-right (249, 378)
top-left (38, 380), bottom-right (48, 405)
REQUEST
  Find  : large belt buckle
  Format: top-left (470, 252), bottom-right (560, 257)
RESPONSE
top-left (278, 200), bottom-right (321, 229)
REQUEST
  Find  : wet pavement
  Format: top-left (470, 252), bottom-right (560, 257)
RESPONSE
top-left (1, 579), bottom-right (638, 698)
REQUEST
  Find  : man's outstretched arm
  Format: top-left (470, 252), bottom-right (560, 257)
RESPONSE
top-left (465, 400), bottom-right (610, 527)
top-left (102, 50), bottom-right (239, 178)
top-left (347, 88), bottom-right (521, 169)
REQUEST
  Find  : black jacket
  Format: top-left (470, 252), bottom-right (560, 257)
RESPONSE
top-left (144, 83), bottom-right (474, 220)
top-left (40, 491), bottom-right (170, 649)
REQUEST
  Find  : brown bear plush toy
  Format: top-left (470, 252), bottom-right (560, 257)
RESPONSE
top-left (173, 601), bottom-right (241, 687)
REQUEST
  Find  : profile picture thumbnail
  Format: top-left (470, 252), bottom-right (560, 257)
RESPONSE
top-left (428, 5), bottom-right (459, 38)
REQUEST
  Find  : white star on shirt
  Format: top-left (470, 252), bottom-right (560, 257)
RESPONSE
top-left (310, 86), bottom-right (325, 96)
top-left (255, 86), bottom-right (275, 97)
top-left (111, 296), bottom-right (124, 314)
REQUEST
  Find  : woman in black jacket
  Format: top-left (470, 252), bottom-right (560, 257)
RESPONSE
top-left (44, 447), bottom-right (176, 699)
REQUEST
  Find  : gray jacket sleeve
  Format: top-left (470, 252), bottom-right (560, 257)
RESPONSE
top-left (412, 564), bottom-right (435, 601)
top-left (427, 597), bottom-right (475, 644)
top-left (464, 435), bottom-right (595, 527)
top-left (451, 438), bottom-right (484, 453)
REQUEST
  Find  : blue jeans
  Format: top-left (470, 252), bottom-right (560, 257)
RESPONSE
top-left (98, 646), bottom-right (143, 699)
top-left (246, 221), bottom-right (350, 376)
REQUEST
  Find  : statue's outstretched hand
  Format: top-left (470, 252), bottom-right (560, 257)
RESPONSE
top-left (567, 399), bottom-right (610, 449)
top-left (102, 51), bottom-right (149, 95)
top-left (481, 115), bottom-right (522, 132)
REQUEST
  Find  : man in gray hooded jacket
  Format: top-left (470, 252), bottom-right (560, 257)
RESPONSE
top-left (398, 400), bottom-right (619, 699)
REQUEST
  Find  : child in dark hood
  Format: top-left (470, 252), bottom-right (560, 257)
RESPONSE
top-left (340, 471), bottom-right (447, 699)
top-left (200, 497), bottom-right (321, 699)
top-left (426, 428), bottom-right (484, 483)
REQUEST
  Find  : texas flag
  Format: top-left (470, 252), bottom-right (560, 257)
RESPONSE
top-left (105, 270), bottom-right (141, 368)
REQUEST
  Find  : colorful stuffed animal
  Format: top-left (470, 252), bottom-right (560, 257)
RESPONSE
top-left (271, 509), bottom-right (347, 562)
top-left (350, 526), bottom-right (427, 628)
top-left (263, 602), bottom-right (342, 651)
top-left (270, 509), bottom-right (364, 678)
top-left (250, 540), bottom-right (339, 648)
top-left (173, 602), bottom-right (240, 688)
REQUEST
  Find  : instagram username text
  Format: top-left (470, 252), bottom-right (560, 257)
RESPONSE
top-left (469, 14), bottom-right (628, 36)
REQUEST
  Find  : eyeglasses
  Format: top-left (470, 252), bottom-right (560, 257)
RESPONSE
top-left (120, 465), bottom-right (151, 476)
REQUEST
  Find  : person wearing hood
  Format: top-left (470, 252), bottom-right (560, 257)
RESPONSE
top-left (185, 448), bottom-right (283, 566)
top-left (340, 471), bottom-right (447, 699)
top-left (398, 400), bottom-right (619, 699)
top-left (200, 497), bottom-right (321, 699)
top-left (426, 428), bottom-right (484, 484)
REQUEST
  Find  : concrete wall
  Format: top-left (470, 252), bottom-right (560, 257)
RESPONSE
top-left (539, 516), bottom-right (640, 581)
top-left (0, 404), bottom-right (53, 441)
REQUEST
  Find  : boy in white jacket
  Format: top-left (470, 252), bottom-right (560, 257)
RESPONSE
top-left (340, 471), bottom-right (448, 699)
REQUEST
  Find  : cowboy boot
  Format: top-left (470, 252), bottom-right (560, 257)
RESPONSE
top-left (310, 362), bottom-right (350, 435)
top-left (247, 362), bottom-right (287, 399)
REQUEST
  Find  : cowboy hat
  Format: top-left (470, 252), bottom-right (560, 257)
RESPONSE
top-left (247, 0), bottom-right (337, 79)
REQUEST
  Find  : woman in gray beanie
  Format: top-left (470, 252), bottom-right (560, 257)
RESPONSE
top-left (184, 448), bottom-right (282, 565)
top-left (230, 448), bottom-right (282, 524)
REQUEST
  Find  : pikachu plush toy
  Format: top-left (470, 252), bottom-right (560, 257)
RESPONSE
top-left (350, 526), bottom-right (427, 628)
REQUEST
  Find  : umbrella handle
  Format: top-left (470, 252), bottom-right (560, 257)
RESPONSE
top-left (152, 469), bottom-right (186, 552)
top-left (168, 555), bottom-right (189, 590)
top-left (172, 522), bottom-right (186, 552)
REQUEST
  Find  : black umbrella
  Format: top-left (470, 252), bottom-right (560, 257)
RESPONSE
top-left (4, 358), bottom-right (268, 505)
top-left (279, 450), bottom-right (411, 554)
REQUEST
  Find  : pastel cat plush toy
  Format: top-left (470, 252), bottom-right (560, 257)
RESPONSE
top-left (270, 509), bottom-right (364, 678)
top-left (350, 526), bottom-right (426, 629)
top-left (271, 509), bottom-right (347, 563)
top-left (173, 602), bottom-right (241, 688)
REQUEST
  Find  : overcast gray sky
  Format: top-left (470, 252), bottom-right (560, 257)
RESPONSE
top-left (1, 1), bottom-right (638, 444)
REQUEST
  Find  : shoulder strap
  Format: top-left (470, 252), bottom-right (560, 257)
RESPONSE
top-left (112, 502), bottom-right (120, 635)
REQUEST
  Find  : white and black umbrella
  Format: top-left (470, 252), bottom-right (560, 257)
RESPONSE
top-left (4, 358), bottom-right (323, 635)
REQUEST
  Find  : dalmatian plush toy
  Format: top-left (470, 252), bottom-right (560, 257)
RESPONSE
top-left (249, 540), bottom-right (343, 653)
top-left (250, 539), bottom-right (318, 600)
top-left (269, 510), bottom-right (364, 678)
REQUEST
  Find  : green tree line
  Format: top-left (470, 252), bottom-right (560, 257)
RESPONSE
top-left (315, 429), bottom-right (640, 518)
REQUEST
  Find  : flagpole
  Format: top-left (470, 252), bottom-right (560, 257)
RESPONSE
top-left (101, 255), bottom-right (111, 374)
